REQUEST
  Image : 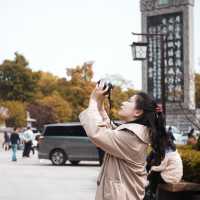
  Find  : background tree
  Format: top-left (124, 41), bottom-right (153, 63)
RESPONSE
top-left (65, 63), bottom-right (95, 120)
top-left (38, 92), bottom-right (72, 122)
top-left (0, 101), bottom-right (26, 127)
top-left (28, 103), bottom-right (57, 130)
top-left (36, 71), bottom-right (58, 97)
top-left (0, 54), bottom-right (138, 126)
top-left (0, 52), bottom-right (40, 102)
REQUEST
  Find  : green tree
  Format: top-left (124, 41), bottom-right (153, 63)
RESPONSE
top-left (0, 101), bottom-right (26, 127)
top-left (0, 52), bottom-right (40, 102)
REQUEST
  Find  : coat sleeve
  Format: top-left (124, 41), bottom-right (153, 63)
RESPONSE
top-left (151, 156), bottom-right (168, 172)
top-left (79, 100), bottom-right (137, 161)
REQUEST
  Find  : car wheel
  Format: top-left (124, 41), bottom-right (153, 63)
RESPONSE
top-left (50, 149), bottom-right (67, 165)
top-left (70, 160), bottom-right (80, 165)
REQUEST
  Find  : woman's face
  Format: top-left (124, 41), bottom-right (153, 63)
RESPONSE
top-left (118, 95), bottom-right (143, 121)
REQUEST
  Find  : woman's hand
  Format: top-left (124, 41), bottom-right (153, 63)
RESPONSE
top-left (90, 81), bottom-right (109, 109)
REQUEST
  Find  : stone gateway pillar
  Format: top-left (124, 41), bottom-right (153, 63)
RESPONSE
top-left (140, 0), bottom-right (196, 131)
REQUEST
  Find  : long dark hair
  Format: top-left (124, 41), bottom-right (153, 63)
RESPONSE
top-left (134, 92), bottom-right (168, 164)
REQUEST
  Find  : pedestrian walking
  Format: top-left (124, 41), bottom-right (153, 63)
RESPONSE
top-left (3, 131), bottom-right (10, 151)
top-left (10, 127), bottom-right (20, 161)
top-left (22, 127), bottom-right (34, 157)
top-left (79, 81), bottom-right (168, 200)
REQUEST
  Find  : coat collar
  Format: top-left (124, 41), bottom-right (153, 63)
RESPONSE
top-left (116, 123), bottom-right (150, 144)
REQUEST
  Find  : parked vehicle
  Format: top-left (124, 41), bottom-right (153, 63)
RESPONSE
top-left (38, 122), bottom-right (103, 165)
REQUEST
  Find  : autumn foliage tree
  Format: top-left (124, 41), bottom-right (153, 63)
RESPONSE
top-left (64, 63), bottom-right (95, 120)
top-left (0, 101), bottom-right (26, 127)
top-left (28, 103), bottom-right (57, 129)
top-left (36, 71), bottom-right (58, 97)
top-left (0, 53), bottom-right (139, 127)
top-left (37, 92), bottom-right (72, 123)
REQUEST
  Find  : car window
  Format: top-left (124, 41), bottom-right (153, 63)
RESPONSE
top-left (44, 125), bottom-right (87, 137)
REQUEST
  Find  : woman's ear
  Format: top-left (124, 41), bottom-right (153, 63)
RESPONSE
top-left (135, 109), bottom-right (143, 117)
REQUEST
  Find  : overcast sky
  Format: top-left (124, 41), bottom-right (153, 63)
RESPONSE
top-left (0, 0), bottom-right (199, 89)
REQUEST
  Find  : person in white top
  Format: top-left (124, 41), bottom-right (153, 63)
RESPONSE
top-left (150, 149), bottom-right (183, 183)
top-left (22, 127), bottom-right (34, 157)
top-left (144, 133), bottom-right (183, 199)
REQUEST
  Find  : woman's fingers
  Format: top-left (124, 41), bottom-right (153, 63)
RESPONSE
top-left (102, 85), bottom-right (109, 94)
top-left (96, 80), bottom-right (109, 94)
top-left (98, 80), bottom-right (105, 89)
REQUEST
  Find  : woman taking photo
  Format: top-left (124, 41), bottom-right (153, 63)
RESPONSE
top-left (79, 81), bottom-right (167, 200)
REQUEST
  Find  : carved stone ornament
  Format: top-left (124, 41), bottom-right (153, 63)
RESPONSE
top-left (141, 0), bottom-right (194, 11)
top-left (140, 0), bottom-right (156, 11)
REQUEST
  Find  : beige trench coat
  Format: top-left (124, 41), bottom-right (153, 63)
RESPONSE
top-left (79, 101), bottom-right (150, 200)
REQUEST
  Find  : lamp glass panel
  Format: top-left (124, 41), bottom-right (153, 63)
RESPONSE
top-left (135, 45), bottom-right (147, 59)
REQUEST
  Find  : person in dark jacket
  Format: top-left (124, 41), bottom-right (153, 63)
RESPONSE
top-left (10, 127), bottom-right (20, 161)
top-left (3, 131), bottom-right (10, 151)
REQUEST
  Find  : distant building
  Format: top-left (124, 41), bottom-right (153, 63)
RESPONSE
top-left (26, 111), bottom-right (36, 128)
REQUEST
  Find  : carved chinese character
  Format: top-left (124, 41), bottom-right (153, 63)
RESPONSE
top-left (175, 31), bottom-right (181, 39)
top-left (168, 58), bottom-right (174, 66)
top-left (175, 16), bottom-right (181, 22)
top-left (175, 40), bottom-right (181, 48)
top-left (162, 18), bottom-right (167, 25)
top-left (167, 33), bottom-right (173, 40)
top-left (175, 59), bottom-right (182, 66)
top-left (168, 17), bottom-right (174, 24)
top-left (168, 68), bottom-right (174, 74)
top-left (168, 24), bottom-right (174, 31)
top-left (175, 24), bottom-right (181, 32)
top-left (175, 50), bottom-right (181, 58)
top-left (148, 68), bottom-right (153, 78)
top-left (168, 49), bottom-right (174, 57)
top-left (167, 41), bottom-right (174, 48)
top-left (176, 68), bottom-right (182, 75)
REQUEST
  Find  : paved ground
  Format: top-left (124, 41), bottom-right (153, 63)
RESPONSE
top-left (0, 149), bottom-right (99, 200)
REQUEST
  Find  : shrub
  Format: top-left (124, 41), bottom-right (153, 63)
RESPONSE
top-left (196, 136), bottom-right (200, 150)
top-left (178, 145), bottom-right (200, 183)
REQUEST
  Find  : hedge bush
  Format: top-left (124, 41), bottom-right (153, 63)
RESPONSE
top-left (196, 136), bottom-right (200, 150)
top-left (178, 145), bottom-right (200, 183)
